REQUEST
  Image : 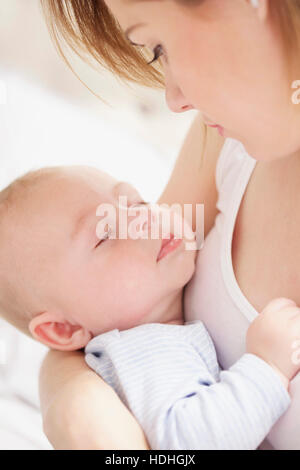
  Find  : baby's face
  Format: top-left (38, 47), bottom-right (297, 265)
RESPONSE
top-left (19, 167), bottom-right (196, 341)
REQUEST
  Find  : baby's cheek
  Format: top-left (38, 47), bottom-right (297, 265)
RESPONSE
top-left (118, 274), bottom-right (159, 322)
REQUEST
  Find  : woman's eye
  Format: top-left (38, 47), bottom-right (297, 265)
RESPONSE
top-left (147, 45), bottom-right (164, 65)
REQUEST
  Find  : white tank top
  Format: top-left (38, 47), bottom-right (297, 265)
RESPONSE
top-left (184, 137), bottom-right (300, 450)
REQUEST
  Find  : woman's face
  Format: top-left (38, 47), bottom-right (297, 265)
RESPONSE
top-left (105, 0), bottom-right (300, 161)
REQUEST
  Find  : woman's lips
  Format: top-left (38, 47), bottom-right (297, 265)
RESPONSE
top-left (157, 234), bottom-right (183, 262)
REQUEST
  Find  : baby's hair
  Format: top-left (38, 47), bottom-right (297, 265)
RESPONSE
top-left (0, 166), bottom-right (65, 338)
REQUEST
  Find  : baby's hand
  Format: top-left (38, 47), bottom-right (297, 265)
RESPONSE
top-left (246, 298), bottom-right (300, 387)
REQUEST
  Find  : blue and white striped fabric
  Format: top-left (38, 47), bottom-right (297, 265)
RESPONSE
top-left (85, 321), bottom-right (290, 450)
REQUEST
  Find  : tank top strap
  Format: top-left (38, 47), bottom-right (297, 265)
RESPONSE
top-left (215, 137), bottom-right (258, 322)
top-left (215, 137), bottom-right (255, 216)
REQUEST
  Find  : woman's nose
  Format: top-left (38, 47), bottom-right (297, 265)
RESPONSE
top-left (164, 74), bottom-right (194, 113)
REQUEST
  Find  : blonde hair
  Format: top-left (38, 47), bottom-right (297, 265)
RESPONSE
top-left (271, 0), bottom-right (300, 79)
top-left (41, 0), bottom-right (300, 90)
top-left (0, 167), bottom-right (64, 338)
top-left (41, 0), bottom-right (165, 91)
top-left (40, 0), bottom-right (300, 171)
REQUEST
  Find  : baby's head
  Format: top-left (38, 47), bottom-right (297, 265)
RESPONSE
top-left (0, 166), bottom-right (196, 350)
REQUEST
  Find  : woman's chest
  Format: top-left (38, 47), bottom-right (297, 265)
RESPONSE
top-left (232, 157), bottom-right (300, 314)
top-left (185, 151), bottom-right (300, 449)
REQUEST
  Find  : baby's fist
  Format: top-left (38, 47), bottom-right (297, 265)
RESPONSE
top-left (247, 297), bottom-right (300, 382)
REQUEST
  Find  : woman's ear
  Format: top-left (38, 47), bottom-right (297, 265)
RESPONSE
top-left (249, 0), bottom-right (269, 22)
top-left (257, 0), bottom-right (269, 22)
top-left (29, 311), bottom-right (92, 351)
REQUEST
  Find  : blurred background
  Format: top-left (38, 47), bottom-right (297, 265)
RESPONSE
top-left (0, 0), bottom-right (197, 449)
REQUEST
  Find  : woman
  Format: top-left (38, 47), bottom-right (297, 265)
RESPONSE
top-left (39, 0), bottom-right (300, 449)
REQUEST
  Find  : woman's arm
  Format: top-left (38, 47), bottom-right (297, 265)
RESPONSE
top-left (39, 112), bottom-right (225, 450)
top-left (39, 349), bottom-right (150, 449)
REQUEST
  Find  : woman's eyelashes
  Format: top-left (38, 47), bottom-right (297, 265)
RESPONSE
top-left (147, 45), bottom-right (165, 65)
top-left (128, 40), bottom-right (165, 65)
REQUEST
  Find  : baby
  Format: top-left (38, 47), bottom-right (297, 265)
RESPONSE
top-left (0, 165), bottom-right (299, 450)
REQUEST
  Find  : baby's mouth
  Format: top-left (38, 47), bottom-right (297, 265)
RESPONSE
top-left (156, 233), bottom-right (183, 262)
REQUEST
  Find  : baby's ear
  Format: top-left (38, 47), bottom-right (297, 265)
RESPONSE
top-left (29, 312), bottom-right (92, 351)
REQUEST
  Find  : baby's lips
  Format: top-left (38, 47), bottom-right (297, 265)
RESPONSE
top-left (263, 297), bottom-right (297, 314)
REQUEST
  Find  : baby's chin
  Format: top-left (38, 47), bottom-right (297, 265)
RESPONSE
top-left (184, 253), bottom-right (197, 285)
top-left (168, 245), bottom-right (197, 290)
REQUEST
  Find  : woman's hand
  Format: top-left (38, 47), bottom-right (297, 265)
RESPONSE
top-left (39, 349), bottom-right (150, 449)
